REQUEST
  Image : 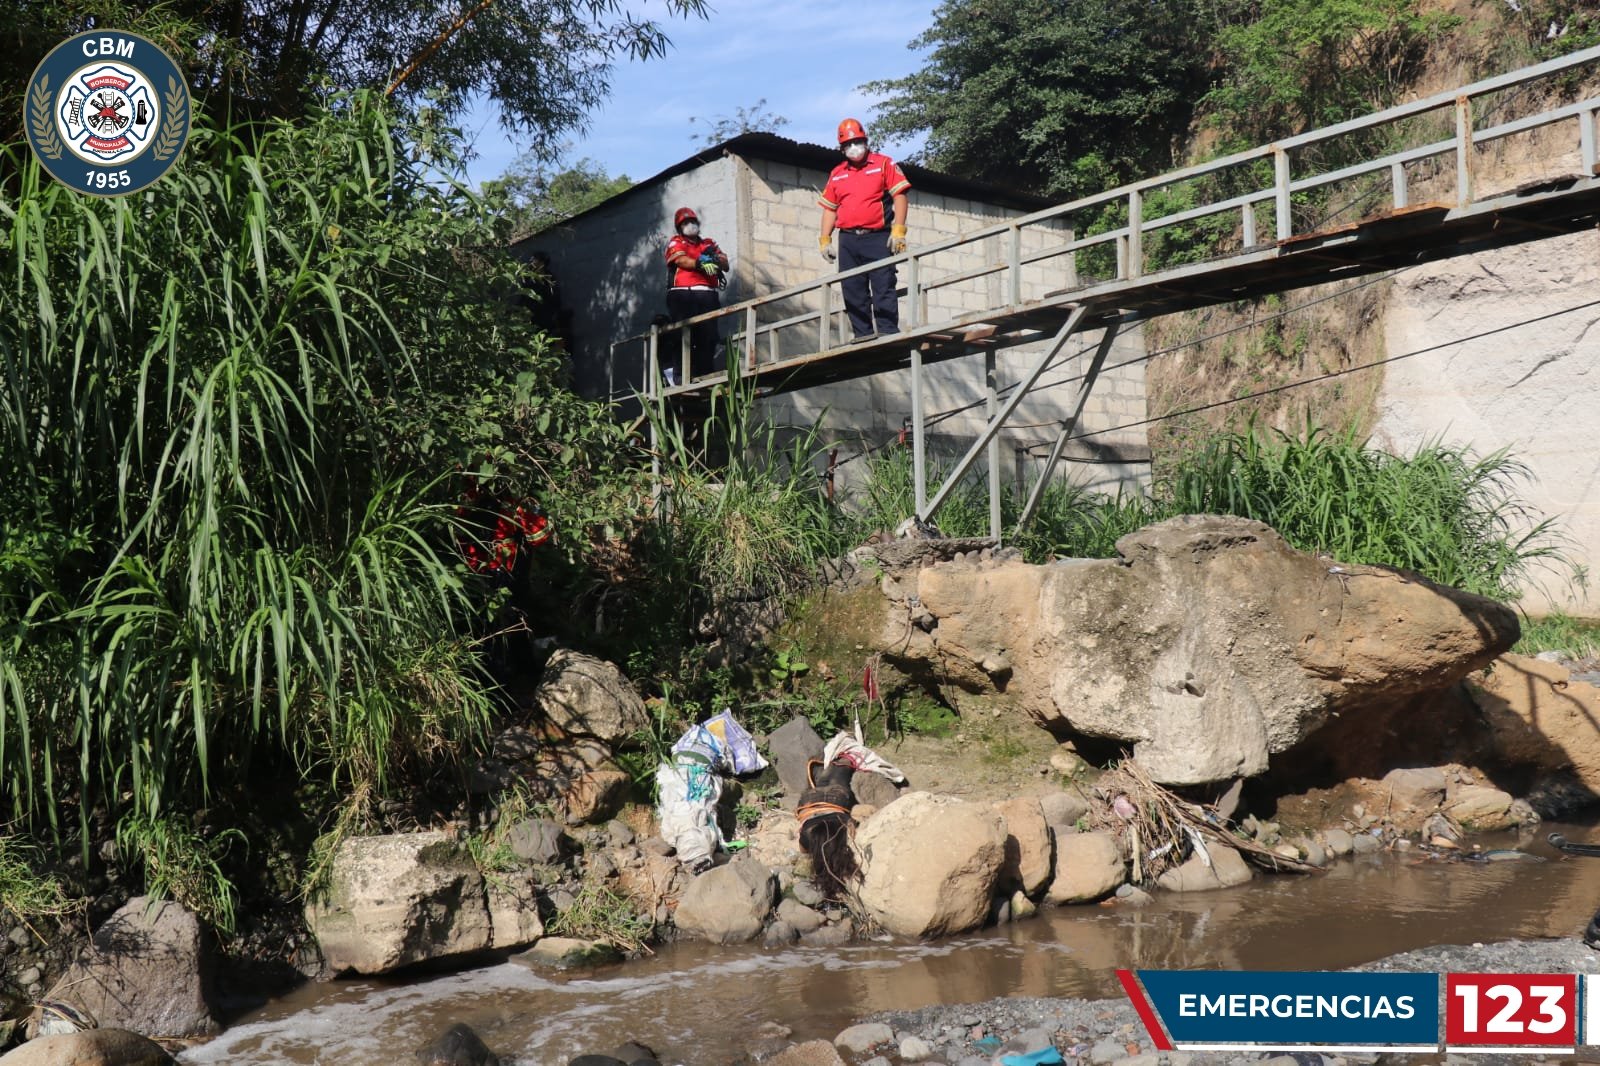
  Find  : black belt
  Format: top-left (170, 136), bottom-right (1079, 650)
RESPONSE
top-left (840, 227), bottom-right (884, 235)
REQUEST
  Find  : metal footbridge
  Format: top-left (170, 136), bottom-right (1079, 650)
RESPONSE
top-left (620, 45), bottom-right (1600, 530)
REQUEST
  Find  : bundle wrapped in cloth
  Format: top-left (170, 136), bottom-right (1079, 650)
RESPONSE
top-left (656, 710), bottom-right (768, 873)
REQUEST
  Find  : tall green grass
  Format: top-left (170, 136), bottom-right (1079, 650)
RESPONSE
top-left (1160, 422), bottom-right (1574, 601)
top-left (0, 95), bottom-right (587, 862)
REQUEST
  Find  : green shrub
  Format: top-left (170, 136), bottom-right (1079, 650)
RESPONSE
top-left (1008, 420), bottom-right (1576, 604)
top-left (0, 94), bottom-right (633, 902)
top-left (1515, 613), bottom-right (1600, 659)
top-left (0, 836), bottom-right (77, 934)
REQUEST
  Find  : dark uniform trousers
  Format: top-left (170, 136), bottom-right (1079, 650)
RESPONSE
top-left (666, 286), bottom-right (722, 379)
top-left (838, 229), bottom-right (899, 338)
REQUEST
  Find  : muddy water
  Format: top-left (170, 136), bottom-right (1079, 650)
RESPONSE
top-left (181, 825), bottom-right (1600, 1066)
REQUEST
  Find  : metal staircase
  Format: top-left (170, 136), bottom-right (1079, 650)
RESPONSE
top-left (619, 45), bottom-right (1600, 528)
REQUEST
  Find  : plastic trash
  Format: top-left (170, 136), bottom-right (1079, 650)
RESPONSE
top-left (999, 1048), bottom-right (1064, 1066)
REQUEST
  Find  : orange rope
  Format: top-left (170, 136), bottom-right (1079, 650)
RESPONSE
top-left (796, 802), bottom-right (851, 824)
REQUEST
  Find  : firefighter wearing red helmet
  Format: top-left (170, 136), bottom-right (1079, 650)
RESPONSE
top-left (817, 118), bottom-right (911, 342)
top-left (663, 206), bottom-right (730, 383)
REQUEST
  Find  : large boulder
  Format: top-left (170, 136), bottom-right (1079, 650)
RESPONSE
top-left (535, 650), bottom-right (649, 744)
top-left (768, 718), bottom-right (825, 798)
top-left (485, 868), bottom-right (543, 949)
top-left (562, 769), bottom-right (631, 825)
top-left (1045, 831), bottom-right (1125, 904)
top-left (39, 898), bottom-right (218, 1040)
top-left (1470, 653), bottom-right (1600, 801)
top-left (1156, 844), bottom-right (1254, 892)
top-left (994, 798), bottom-right (1053, 897)
top-left (305, 831), bottom-right (493, 974)
top-left (855, 792), bottom-right (1006, 938)
top-left (868, 516), bottom-right (1517, 785)
top-left (0, 1029), bottom-right (173, 1065)
top-left (672, 858), bottom-right (776, 944)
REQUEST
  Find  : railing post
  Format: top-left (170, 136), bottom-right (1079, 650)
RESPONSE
top-left (1455, 95), bottom-right (1475, 207)
top-left (1391, 161), bottom-right (1409, 210)
top-left (911, 346), bottom-right (926, 516)
top-left (1583, 106), bottom-right (1597, 175)
top-left (1242, 200), bottom-right (1257, 247)
top-left (1126, 189), bottom-right (1143, 279)
top-left (1274, 147), bottom-right (1292, 241)
top-left (679, 323), bottom-right (691, 386)
top-left (986, 348), bottom-right (1001, 540)
top-left (1064, 225), bottom-right (1077, 289)
top-left (647, 328), bottom-right (661, 492)
top-left (1008, 224), bottom-right (1022, 305)
top-left (745, 306), bottom-right (757, 373)
top-left (907, 252), bottom-right (921, 329)
top-left (820, 284), bottom-right (832, 351)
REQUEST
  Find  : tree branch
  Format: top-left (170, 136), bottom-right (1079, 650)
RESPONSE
top-left (386, 0), bottom-right (497, 97)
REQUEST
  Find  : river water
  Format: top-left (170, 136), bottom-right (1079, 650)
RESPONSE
top-left (180, 824), bottom-right (1600, 1066)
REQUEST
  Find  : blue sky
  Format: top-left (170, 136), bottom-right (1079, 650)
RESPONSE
top-left (459, 0), bottom-right (937, 187)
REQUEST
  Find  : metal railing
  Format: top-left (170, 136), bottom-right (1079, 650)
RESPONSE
top-left (614, 43), bottom-right (1600, 400)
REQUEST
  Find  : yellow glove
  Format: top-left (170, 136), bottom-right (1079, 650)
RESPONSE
top-left (890, 223), bottom-right (908, 255)
top-left (819, 233), bottom-right (837, 263)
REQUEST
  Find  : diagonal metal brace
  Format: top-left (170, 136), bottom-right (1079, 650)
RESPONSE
top-left (1015, 315), bottom-right (1122, 531)
top-left (919, 304), bottom-right (1087, 523)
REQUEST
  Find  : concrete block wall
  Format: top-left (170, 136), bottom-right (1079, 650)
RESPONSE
top-left (518, 155), bottom-right (744, 399)
top-left (740, 157), bottom-right (1076, 356)
top-left (517, 146), bottom-right (1150, 508)
top-left (742, 154), bottom-right (1148, 507)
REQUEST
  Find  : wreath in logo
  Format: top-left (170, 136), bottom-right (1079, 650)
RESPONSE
top-left (152, 76), bottom-right (186, 162)
top-left (28, 75), bottom-right (63, 161)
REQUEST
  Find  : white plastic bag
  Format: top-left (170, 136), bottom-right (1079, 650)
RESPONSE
top-left (703, 709), bottom-right (768, 775)
top-left (655, 754), bottom-right (724, 869)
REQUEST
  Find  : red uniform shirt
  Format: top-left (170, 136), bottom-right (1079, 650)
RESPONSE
top-left (817, 152), bottom-right (911, 230)
top-left (664, 234), bottom-right (727, 289)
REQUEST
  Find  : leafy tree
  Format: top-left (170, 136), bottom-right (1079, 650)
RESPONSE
top-left (0, 0), bottom-right (708, 156)
top-left (863, 0), bottom-right (1220, 200)
top-left (483, 156), bottom-right (634, 238)
top-left (689, 98), bottom-right (790, 146)
top-left (1203, 0), bottom-right (1457, 147)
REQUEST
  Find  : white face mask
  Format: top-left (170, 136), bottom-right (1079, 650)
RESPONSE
top-left (844, 142), bottom-right (868, 162)
top-left (681, 222), bottom-right (700, 237)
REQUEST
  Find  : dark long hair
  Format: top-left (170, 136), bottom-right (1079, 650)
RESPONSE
top-left (799, 760), bottom-right (860, 901)
top-left (800, 813), bottom-right (860, 902)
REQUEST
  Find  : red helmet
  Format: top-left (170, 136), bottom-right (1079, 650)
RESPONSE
top-left (837, 118), bottom-right (868, 145)
top-left (674, 207), bottom-right (699, 229)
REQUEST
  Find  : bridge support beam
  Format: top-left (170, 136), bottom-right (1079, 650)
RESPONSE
top-left (986, 349), bottom-right (1001, 540)
top-left (1015, 316), bottom-right (1122, 533)
top-left (919, 304), bottom-right (1086, 525)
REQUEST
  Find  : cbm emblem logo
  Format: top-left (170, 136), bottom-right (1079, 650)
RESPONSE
top-left (24, 32), bottom-right (190, 196)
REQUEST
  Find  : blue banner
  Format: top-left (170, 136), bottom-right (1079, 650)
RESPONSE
top-left (1136, 970), bottom-right (1439, 1047)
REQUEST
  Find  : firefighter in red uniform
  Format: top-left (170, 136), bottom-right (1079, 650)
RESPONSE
top-left (663, 206), bottom-right (730, 382)
top-left (817, 118), bottom-right (912, 342)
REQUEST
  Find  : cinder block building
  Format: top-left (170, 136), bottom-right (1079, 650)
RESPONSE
top-left (514, 133), bottom-right (1150, 497)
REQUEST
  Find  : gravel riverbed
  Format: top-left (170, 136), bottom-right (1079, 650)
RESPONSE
top-left (835, 939), bottom-right (1600, 1066)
